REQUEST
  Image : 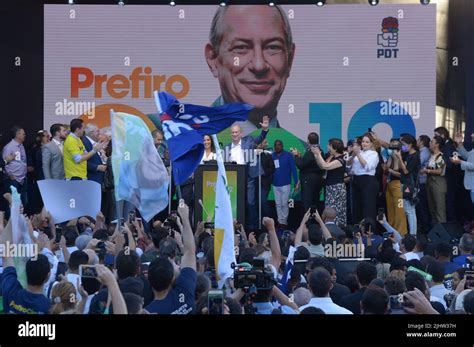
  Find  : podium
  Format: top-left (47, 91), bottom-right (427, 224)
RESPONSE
top-left (194, 163), bottom-right (247, 227)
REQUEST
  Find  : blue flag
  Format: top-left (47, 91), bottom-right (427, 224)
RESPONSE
top-left (154, 91), bottom-right (253, 185)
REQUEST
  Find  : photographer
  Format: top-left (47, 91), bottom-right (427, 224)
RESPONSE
top-left (295, 208), bottom-right (333, 258)
top-left (252, 284), bottom-right (299, 314)
top-left (383, 139), bottom-right (407, 235)
top-left (396, 135), bottom-right (420, 236)
top-left (145, 203), bottom-right (197, 314)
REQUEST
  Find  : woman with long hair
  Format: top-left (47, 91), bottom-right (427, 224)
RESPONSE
top-left (201, 134), bottom-right (217, 163)
top-left (347, 133), bottom-right (380, 222)
top-left (422, 136), bottom-right (447, 224)
top-left (384, 138), bottom-right (407, 235)
top-left (312, 138), bottom-right (347, 225)
top-left (50, 280), bottom-right (87, 314)
top-left (397, 134), bottom-right (420, 235)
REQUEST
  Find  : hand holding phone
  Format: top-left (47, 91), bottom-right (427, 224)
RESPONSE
top-left (208, 290), bottom-right (224, 315)
top-left (79, 265), bottom-right (98, 279)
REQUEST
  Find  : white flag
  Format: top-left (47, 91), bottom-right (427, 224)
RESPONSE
top-left (212, 135), bottom-right (236, 288)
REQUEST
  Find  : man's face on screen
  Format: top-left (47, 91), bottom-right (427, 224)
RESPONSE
top-left (206, 6), bottom-right (294, 114)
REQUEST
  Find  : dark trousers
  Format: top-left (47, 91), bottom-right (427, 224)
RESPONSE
top-left (351, 175), bottom-right (378, 223)
top-left (416, 183), bottom-right (431, 233)
top-left (301, 174), bottom-right (323, 213)
top-left (260, 185), bottom-right (271, 220)
top-left (445, 174), bottom-right (457, 222)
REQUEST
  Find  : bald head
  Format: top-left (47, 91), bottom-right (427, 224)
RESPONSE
top-left (293, 287), bottom-right (312, 307)
top-left (322, 207), bottom-right (337, 222)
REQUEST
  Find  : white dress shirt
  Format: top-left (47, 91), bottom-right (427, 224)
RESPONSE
top-left (86, 136), bottom-right (106, 164)
top-left (350, 149), bottom-right (379, 176)
top-left (230, 141), bottom-right (245, 165)
top-left (300, 297), bottom-right (353, 314)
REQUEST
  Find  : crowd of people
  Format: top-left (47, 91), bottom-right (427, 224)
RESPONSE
top-left (0, 119), bottom-right (473, 315)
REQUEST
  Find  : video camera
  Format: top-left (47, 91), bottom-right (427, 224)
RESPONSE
top-left (232, 257), bottom-right (277, 292)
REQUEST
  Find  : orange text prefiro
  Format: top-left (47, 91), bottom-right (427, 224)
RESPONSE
top-left (70, 66), bottom-right (190, 99)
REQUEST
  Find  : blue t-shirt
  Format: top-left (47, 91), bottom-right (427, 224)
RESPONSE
top-left (145, 267), bottom-right (197, 314)
top-left (453, 254), bottom-right (473, 268)
top-left (443, 261), bottom-right (461, 275)
top-left (1, 266), bottom-right (50, 314)
top-left (354, 235), bottom-right (384, 249)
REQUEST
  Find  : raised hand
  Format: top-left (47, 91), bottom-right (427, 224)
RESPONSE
top-left (259, 115), bottom-right (270, 131)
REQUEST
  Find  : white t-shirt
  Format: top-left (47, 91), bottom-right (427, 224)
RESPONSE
top-left (404, 251), bottom-right (420, 261)
top-left (300, 297), bottom-right (353, 314)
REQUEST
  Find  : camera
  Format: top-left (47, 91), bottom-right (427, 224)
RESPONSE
top-left (79, 265), bottom-right (98, 279)
top-left (389, 294), bottom-right (403, 310)
top-left (129, 210), bottom-right (136, 222)
top-left (204, 222), bottom-right (215, 230)
top-left (169, 211), bottom-right (178, 222)
top-left (55, 227), bottom-right (62, 243)
top-left (389, 144), bottom-right (402, 151)
top-left (306, 205), bottom-right (318, 227)
top-left (233, 257), bottom-right (277, 291)
top-left (377, 208), bottom-right (384, 221)
top-left (234, 222), bottom-right (242, 233)
top-left (208, 290), bottom-right (224, 315)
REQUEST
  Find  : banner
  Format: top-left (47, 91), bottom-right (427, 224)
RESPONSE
top-left (44, 4), bottom-right (436, 153)
top-left (38, 179), bottom-right (102, 223)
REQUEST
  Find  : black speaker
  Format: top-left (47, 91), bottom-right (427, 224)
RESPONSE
top-left (428, 223), bottom-right (464, 243)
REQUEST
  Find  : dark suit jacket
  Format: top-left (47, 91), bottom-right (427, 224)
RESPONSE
top-left (224, 130), bottom-right (268, 178)
top-left (260, 150), bottom-right (276, 190)
top-left (295, 149), bottom-right (325, 181)
top-left (325, 222), bottom-right (346, 239)
top-left (340, 287), bottom-right (366, 314)
top-left (82, 136), bottom-right (105, 184)
top-left (330, 282), bottom-right (351, 306)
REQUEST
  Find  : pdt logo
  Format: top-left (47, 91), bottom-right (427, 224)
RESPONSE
top-left (377, 17), bottom-right (399, 59)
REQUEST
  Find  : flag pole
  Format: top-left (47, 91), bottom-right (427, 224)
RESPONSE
top-left (174, 167), bottom-right (183, 206)
top-left (168, 163), bottom-right (173, 214)
top-left (110, 108), bottom-right (123, 230)
top-left (258, 150), bottom-right (262, 230)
